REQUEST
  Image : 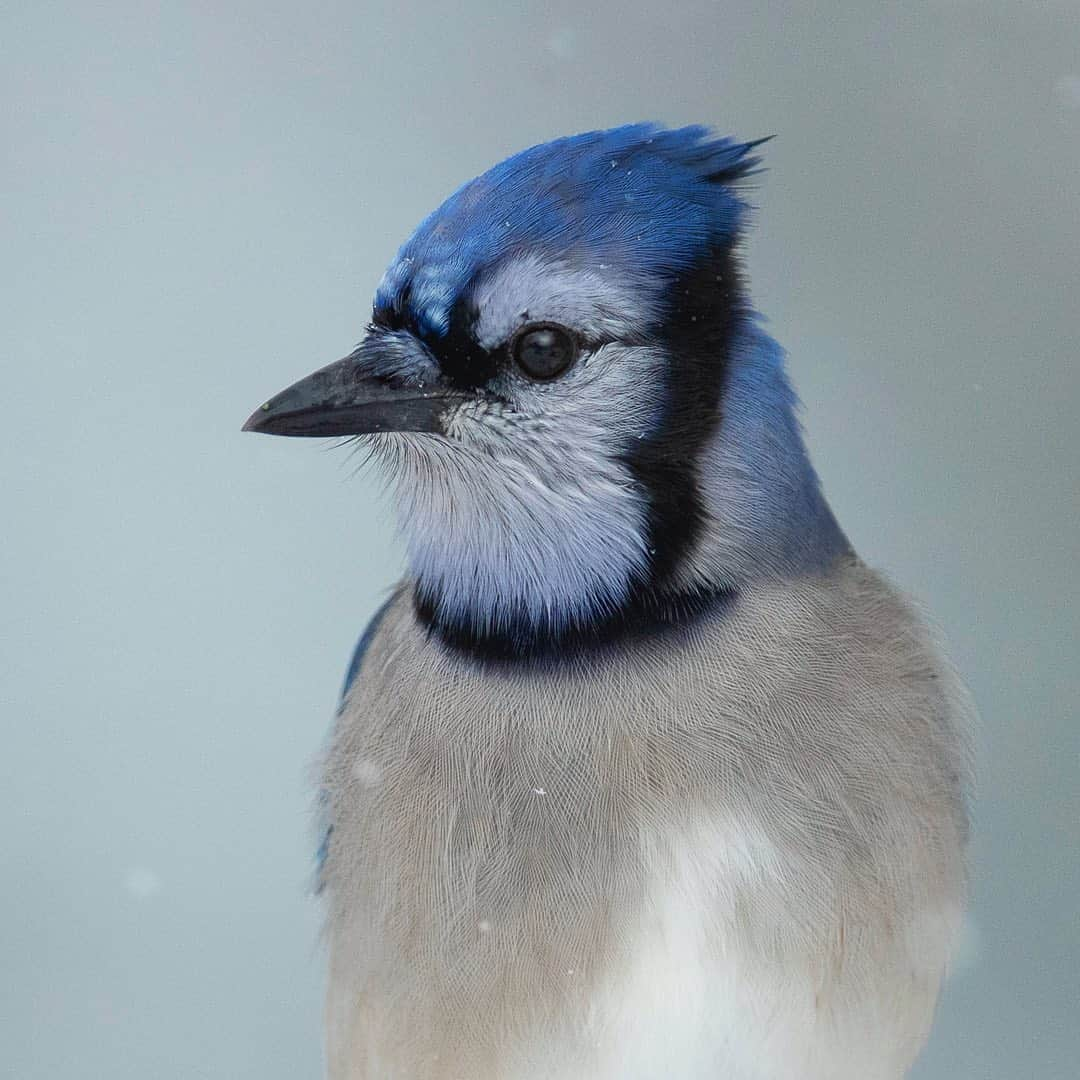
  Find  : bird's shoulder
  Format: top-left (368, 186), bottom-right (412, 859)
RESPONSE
top-left (316, 586), bottom-right (408, 891)
top-left (339, 588), bottom-right (407, 704)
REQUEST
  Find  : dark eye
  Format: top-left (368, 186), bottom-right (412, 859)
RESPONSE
top-left (511, 323), bottom-right (577, 381)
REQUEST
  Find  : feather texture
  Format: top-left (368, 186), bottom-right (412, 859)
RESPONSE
top-left (322, 563), bottom-right (972, 1079)
top-left (375, 124), bottom-right (764, 338)
top-left (294, 125), bottom-right (973, 1079)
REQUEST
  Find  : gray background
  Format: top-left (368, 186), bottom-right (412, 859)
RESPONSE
top-left (2, 2), bottom-right (1077, 1077)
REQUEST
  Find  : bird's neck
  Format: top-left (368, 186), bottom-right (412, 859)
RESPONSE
top-left (680, 318), bottom-right (851, 591)
top-left (402, 319), bottom-right (848, 663)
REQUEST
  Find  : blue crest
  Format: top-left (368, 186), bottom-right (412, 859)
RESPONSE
top-left (375, 124), bottom-right (767, 337)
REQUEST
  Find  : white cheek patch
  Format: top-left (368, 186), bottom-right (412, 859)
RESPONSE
top-left (380, 425), bottom-right (649, 631)
top-left (469, 253), bottom-right (663, 350)
top-left (481, 341), bottom-right (671, 444)
top-left (366, 343), bottom-right (671, 633)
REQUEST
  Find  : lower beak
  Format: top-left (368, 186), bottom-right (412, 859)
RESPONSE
top-left (242, 355), bottom-right (463, 437)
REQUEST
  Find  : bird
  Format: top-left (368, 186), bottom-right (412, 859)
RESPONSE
top-left (243, 124), bottom-right (972, 1080)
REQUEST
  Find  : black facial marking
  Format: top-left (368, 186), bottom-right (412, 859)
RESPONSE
top-left (373, 286), bottom-right (498, 390)
top-left (410, 242), bottom-right (747, 664)
top-left (420, 300), bottom-right (494, 389)
top-left (622, 241), bottom-right (745, 587)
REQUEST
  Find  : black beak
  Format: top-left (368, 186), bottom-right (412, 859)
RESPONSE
top-left (242, 354), bottom-right (463, 437)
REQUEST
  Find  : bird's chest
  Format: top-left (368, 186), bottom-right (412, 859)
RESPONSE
top-left (321, 654), bottom-right (788, 1079)
top-left (324, 775), bottom-right (767, 1079)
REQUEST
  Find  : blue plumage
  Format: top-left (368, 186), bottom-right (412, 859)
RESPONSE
top-left (340, 593), bottom-right (396, 701)
top-left (375, 124), bottom-right (765, 337)
top-left (315, 594), bottom-right (398, 890)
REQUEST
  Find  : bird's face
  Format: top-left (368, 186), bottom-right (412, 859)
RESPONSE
top-left (369, 252), bottom-right (678, 638)
top-left (245, 125), bottom-right (764, 648)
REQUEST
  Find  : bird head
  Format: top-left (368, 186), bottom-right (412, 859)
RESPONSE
top-left (245, 125), bottom-right (843, 658)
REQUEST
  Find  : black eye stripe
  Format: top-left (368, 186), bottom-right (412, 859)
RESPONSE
top-left (510, 322), bottom-right (578, 381)
top-left (422, 303), bottom-right (497, 390)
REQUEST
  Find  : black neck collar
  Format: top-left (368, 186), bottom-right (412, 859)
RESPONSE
top-left (413, 582), bottom-right (737, 668)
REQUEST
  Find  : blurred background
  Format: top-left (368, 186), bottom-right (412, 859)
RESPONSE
top-left (2, 2), bottom-right (1077, 1076)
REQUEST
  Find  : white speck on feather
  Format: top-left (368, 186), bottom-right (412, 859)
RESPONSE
top-left (352, 757), bottom-right (383, 786)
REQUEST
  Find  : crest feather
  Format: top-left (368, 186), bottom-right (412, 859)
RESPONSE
top-left (375, 124), bottom-right (769, 338)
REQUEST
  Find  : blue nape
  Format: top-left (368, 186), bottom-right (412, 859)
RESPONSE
top-left (375, 124), bottom-right (766, 338)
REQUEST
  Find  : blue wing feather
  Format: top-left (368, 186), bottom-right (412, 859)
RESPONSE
top-left (340, 593), bottom-right (396, 702)
top-left (315, 593), bottom-right (397, 891)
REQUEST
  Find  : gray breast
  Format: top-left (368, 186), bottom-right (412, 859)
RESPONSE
top-left (319, 557), bottom-right (971, 1077)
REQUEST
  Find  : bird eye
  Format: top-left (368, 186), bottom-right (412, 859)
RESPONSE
top-left (510, 324), bottom-right (577, 381)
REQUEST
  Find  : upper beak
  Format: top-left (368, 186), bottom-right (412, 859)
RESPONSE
top-left (242, 354), bottom-right (463, 437)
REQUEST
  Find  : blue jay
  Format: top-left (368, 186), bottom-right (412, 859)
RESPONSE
top-left (244, 125), bottom-right (971, 1080)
